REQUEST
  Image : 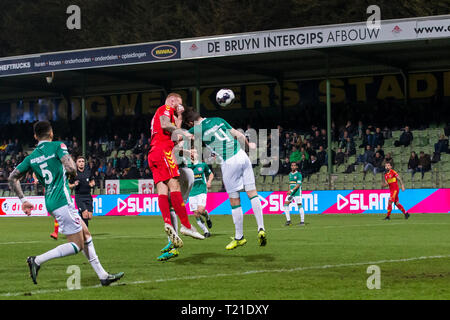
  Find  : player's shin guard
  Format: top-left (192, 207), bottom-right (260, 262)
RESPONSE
top-left (35, 242), bottom-right (80, 266)
top-left (158, 194), bottom-right (173, 225)
top-left (83, 237), bottom-right (108, 280)
top-left (170, 191), bottom-right (191, 229)
top-left (284, 206), bottom-right (291, 221)
top-left (196, 217), bottom-right (209, 234)
top-left (387, 203), bottom-right (393, 217)
top-left (299, 205), bottom-right (305, 223)
top-left (231, 205), bottom-right (244, 240)
top-left (170, 209), bottom-right (178, 234)
top-left (396, 203), bottom-right (406, 214)
top-left (250, 195), bottom-right (265, 231)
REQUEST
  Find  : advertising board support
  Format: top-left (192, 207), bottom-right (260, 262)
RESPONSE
top-left (81, 73), bottom-right (87, 157)
top-left (326, 77), bottom-right (333, 176)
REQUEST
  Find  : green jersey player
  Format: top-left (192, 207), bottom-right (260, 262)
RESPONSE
top-left (183, 108), bottom-right (267, 250)
top-left (188, 154), bottom-right (214, 238)
top-left (284, 162), bottom-right (305, 226)
top-left (8, 121), bottom-right (124, 286)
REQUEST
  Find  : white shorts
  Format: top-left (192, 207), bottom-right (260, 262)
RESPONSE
top-left (221, 149), bottom-right (255, 194)
top-left (286, 194), bottom-right (302, 206)
top-left (189, 193), bottom-right (207, 212)
top-left (52, 204), bottom-right (83, 236)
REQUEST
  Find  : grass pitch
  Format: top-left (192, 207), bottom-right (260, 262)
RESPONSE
top-left (1, 213), bottom-right (450, 300)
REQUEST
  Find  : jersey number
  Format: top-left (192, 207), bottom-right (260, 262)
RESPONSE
top-left (214, 128), bottom-right (231, 142)
top-left (39, 163), bottom-right (53, 185)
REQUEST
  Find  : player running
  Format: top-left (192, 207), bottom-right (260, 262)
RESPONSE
top-left (188, 152), bottom-right (214, 238)
top-left (183, 108), bottom-right (267, 250)
top-left (383, 161), bottom-right (410, 220)
top-left (149, 93), bottom-right (204, 250)
top-left (283, 162), bottom-right (305, 226)
top-left (8, 121), bottom-right (124, 286)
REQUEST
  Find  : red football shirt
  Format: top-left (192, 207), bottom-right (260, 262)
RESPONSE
top-left (385, 169), bottom-right (399, 191)
top-left (150, 105), bottom-right (176, 149)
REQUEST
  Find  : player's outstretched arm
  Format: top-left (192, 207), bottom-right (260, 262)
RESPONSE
top-left (230, 128), bottom-right (256, 150)
top-left (207, 172), bottom-right (214, 189)
top-left (61, 154), bottom-right (77, 178)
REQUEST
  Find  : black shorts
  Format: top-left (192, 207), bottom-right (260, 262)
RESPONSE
top-left (75, 195), bottom-right (93, 214)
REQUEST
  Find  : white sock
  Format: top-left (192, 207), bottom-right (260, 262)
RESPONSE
top-left (284, 206), bottom-right (291, 221)
top-left (83, 237), bottom-right (108, 280)
top-left (250, 196), bottom-right (265, 231)
top-left (169, 209), bottom-right (178, 243)
top-left (196, 217), bottom-right (209, 234)
top-left (299, 206), bottom-right (305, 223)
top-left (35, 242), bottom-right (79, 266)
top-left (231, 205), bottom-right (244, 240)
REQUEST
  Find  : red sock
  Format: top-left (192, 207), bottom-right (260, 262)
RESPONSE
top-left (387, 203), bottom-right (392, 217)
top-left (54, 220), bottom-right (59, 234)
top-left (158, 195), bottom-right (172, 225)
top-left (170, 191), bottom-right (191, 229)
top-left (397, 203), bottom-right (406, 214)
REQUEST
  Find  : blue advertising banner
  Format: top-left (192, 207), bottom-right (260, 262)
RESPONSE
top-left (0, 41), bottom-right (180, 77)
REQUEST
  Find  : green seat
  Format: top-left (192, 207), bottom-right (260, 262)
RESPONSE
top-left (256, 175), bottom-right (265, 184)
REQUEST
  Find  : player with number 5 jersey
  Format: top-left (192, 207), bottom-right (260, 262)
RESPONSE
top-left (8, 121), bottom-right (124, 286)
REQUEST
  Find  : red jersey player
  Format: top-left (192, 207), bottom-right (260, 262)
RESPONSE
top-left (149, 93), bottom-right (204, 248)
top-left (383, 162), bottom-right (410, 220)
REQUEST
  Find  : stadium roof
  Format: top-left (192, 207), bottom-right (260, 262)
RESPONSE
top-left (0, 14), bottom-right (449, 101)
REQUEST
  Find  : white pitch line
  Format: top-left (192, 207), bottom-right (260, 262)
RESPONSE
top-left (2, 254), bottom-right (450, 297)
top-left (1, 221), bottom-right (449, 246)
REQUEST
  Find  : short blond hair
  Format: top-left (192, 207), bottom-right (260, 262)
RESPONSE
top-left (166, 93), bottom-right (182, 100)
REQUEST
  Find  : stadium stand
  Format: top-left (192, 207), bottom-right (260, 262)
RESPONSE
top-left (0, 119), bottom-right (449, 195)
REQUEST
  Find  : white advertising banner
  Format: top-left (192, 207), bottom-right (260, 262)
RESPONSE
top-left (138, 180), bottom-right (154, 194)
top-left (105, 180), bottom-right (120, 195)
top-left (0, 196), bottom-right (48, 217)
top-left (181, 16), bottom-right (450, 59)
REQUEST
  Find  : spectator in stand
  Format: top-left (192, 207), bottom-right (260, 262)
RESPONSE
top-left (342, 137), bottom-right (356, 157)
top-left (289, 146), bottom-right (302, 164)
top-left (373, 127), bottom-right (385, 147)
top-left (335, 148), bottom-right (345, 166)
top-left (408, 151), bottom-right (419, 177)
top-left (142, 168), bottom-right (153, 179)
top-left (394, 126), bottom-right (413, 147)
top-left (373, 151), bottom-right (385, 174)
top-left (13, 138), bottom-right (22, 155)
top-left (126, 133), bottom-right (135, 150)
top-left (106, 168), bottom-right (120, 180)
top-left (309, 155), bottom-right (320, 174)
top-left (316, 145), bottom-right (326, 166)
top-left (339, 130), bottom-right (350, 148)
top-left (359, 128), bottom-right (374, 149)
top-left (305, 141), bottom-right (316, 157)
top-left (375, 145), bottom-right (385, 158)
top-left (298, 153), bottom-right (310, 177)
top-left (279, 157), bottom-right (291, 175)
top-left (356, 121), bottom-right (365, 140)
top-left (299, 146), bottom-right (309, 161)
top-left (118, 139), bottom-right (127, 152)
top-left (445, 124), bottom-right (450, 138)
top-left (124, 164), bottom-right (140, 179)
top-left (382, 126), bottom-right (392, 140)
top-left (417, 151), bottom-right (431, 178)
top-left (71, 141), bottom-right (81, 158)
top-left (345, 121), bottom-right (355, 138)
top-left (118, 153), bottom-right (130, 171)
top-left (93, 170), bottom-right (102, 188)
top-left (281, 132), bottom-right (292, 158)
top-left (311, 130), bottom-right (322, 150)
top-left (384, 152), bottom-right (394, 168)
top-left (434, 134), bottom-right (449, 154)
top-left (361, 145), bottom-right (375, 176)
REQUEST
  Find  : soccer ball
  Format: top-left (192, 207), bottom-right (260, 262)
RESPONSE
top-left (216, 89), bottom-right (235, 107)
